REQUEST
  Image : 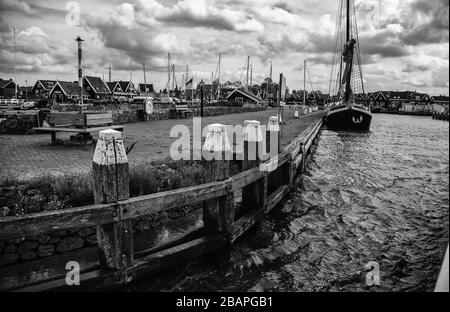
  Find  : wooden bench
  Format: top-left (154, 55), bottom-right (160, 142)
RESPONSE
top-left (35, 111), bottom-right (124, 145)
top-left (33, 125), bottom-right (125, 144)
top-left (170, 104), bottom-right (192, 119)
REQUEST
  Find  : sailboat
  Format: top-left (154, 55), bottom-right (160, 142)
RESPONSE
top-left (326, 0), bottom-right (372, 131)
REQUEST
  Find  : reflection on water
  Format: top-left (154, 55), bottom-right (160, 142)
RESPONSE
top-left (127, 114), bottom-right (449, 292)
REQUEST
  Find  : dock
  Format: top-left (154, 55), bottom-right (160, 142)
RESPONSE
top-left (0, 111), bottom-right (325, 291)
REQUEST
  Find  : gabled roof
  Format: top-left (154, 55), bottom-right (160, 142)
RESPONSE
top-left (107, 82), bottom-right (118, 92)
top-left (227, 88), bottom-right (262, 103)
top-left (0, 79), bottom-right (15, 88)
top-left (433, 95), bottom-right (449, 102)
top-left (118, 81), bottom-right (134, 93)
top-left (84, 76), bottom-right (110, 94)
top-left (138, 83), bottom-right (154, 93)
top-left (35, 80), bottom-right (57, 91)
top-left (50, 81), bottom-right (88, 97)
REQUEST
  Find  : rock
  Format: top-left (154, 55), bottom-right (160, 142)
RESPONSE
top-left (37, 245), bottom-right (55, 257)
top-left (77, 228), bottom-right (92, 238)
top-left (30, 194), bottom-right (46, 204)
top-left (0, 206), bottom-right (10, 217)
top-left (51, 230), bottom-right (68, 237)
top-left (26, 189), bottom-right (41, 196)
top-left (48, 237), bottom-right (60, 245)
top-left (56, 236), bottom-right (84, 253)
top-left (21, 251), bottom-right (37, 261)
top-left (37, 234), bottom-right (51, 244)
top-left (85, 234), bottom-right (97, 245)
top-left (4, 244), bottom-right (17, 253)
top-left (28, 204), bottom-right (42, 213)
top-left (0, 253), bottom-right (19, 266)
top-left (18, 241), bottom-right (38, 254)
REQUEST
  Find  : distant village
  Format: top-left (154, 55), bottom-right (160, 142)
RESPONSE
top-left (0, 75), bottom-right (449, 117)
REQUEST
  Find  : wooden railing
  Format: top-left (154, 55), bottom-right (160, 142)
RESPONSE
top-left (0, 115), bottom-right (324, 291)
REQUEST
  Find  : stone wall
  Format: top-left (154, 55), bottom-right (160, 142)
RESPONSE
top-left (0, 184), bottom-right (199, 267)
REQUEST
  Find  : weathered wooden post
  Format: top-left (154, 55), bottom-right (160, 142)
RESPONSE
top-left (93, 129), bottom-right (133, 270)
top-left (266, 116), bottom-right (280, 157)
top-left (202, 124), bottom-right (234, 235)
top-left (241, 120), bottom-right (265, 215)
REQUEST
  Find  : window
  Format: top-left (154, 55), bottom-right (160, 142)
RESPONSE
top-left (236, 97), bottom-right (243, 103)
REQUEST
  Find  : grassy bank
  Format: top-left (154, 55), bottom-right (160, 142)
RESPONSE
top-left (0, 158), bottom-right (239, 217)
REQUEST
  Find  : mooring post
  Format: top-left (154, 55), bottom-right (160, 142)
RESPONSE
top-left (93, 129), bottom-right (133, 270)
top-left (202, 124), bottom-right (234, 235)
top-left (266, 116), bottom-right (280, 158)
top-left (241, 120), bottom-right (265, 215)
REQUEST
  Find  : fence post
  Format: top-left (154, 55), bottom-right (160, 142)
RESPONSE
top-left (93, 129), bottom-right (133, 270)
top-left (202, 124), bottom-right (234, 235)
top-left (241, 120), bottom-right (265, 215)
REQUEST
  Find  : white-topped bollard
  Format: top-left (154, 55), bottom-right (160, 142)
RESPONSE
top-left (267, 116), bottom-right (280, 159)
top-left (92, 129), bottom-right (133, 270)
top-left (202, 124), bottom-right (234, 234)
top-left (243, 120), bottom-right (263, 170)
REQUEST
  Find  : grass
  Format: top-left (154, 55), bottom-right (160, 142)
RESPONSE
top-left (0, 157), bottom-right (237, 216)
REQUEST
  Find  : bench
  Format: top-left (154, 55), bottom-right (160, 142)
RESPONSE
top-left (169, 104), bottom-right (192, 119)
top-left (33, 125), bottom-right (125, 145)
top-left (36, 111), bottom-right (123, 145)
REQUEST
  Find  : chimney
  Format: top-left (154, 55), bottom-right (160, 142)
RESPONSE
top-left (75, 36), bottom-right (84, 87)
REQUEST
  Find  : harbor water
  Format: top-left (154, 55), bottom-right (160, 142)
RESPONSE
top-left (127, 114), bottom-right (449, 292)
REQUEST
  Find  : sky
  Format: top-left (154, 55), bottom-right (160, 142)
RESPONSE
top-left (0, 0), bottom-right (448, 95)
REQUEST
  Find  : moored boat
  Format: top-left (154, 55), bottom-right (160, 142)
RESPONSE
top-left (326, 0), bottom-right (372, 131)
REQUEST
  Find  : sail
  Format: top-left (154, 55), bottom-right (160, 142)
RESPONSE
top-left (329, 0), bottom-right (365, 104)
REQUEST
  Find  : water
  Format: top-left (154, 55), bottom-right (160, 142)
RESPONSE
top-left (127, 114), bottom-right (449, 292)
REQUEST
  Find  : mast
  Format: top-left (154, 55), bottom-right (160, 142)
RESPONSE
top-left (129, 58), bottom-right (133, 97)
top-left (246, 56), bottom-right (250, 89)
top-left (108, 64), bottom-right (111, 83)
top-left (167, 53), bottom-right (170, 94)
top-left (250, 65), bottom-right (253, 88)
top-left (303, 60), bottom-right (306, 106)
top-left (346, 0), bottom-right (350, 42)
top-left (172, 64), bottom-right (175, 91)
top-left (218, 53), bottom-right (221, 99)
top-left (143, 63), bottom-right (147, 98)
top-left (12, 27), bottom-right (17, 99)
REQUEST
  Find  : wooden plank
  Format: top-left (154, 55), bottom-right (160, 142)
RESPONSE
top-left (32, 125), bottom-right (124, 133)
top-left (0, 203), bottom-right (114, 240)
top-left (0, 246), bottom-right (99, 292)
top-left (265, 184), bottom-right (290, 213)
top-left (230, 208), bottom-right (264, 243)
top-left (85, 113), bottom-right (112, 120)
top-left (123, 180), bottom-right (228, 220)
top-left (20, 234), bottom-right (228, 291)
top-left (230, 167), bottom-right (265, 192)
top-left (293, 151), bottom-right (303, 170)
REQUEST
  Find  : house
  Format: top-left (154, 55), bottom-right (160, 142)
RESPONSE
top-left (32, 80), bottom-right (57, 99)
top-left (49, 81), bottom-right (89, 103)
top-left (108, 81), bottom-right (136, 98)
top-left (368, 91), bottom-right (389, 111)
top-left (227, 88), bottom-right (263, 106)
top-left (83, 76), bottom-right (111, 100)
top-left (431, 95), bottom-right (449, 114)
top-left (389, 91), bottom-right (411, 110)
top-left (118, 81), bottom-right (136, 97)
top-left (138, 83), bottom-right (154, 96)
top-left (0, 79), bottom-right (16, 98)
top-left (195, 83), bottom-right (219, 101)
top-left (354, 93), bottom-right (367, 106)
top-left (18, 86), bottom-right (33, 99)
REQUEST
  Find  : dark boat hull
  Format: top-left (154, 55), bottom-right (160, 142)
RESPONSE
top-left (326, 106), bottom-right (372, 131)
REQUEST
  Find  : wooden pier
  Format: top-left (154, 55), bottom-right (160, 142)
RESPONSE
top-left (0, 115), bottom-right (324, 291)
